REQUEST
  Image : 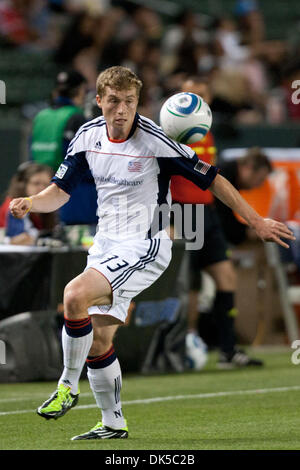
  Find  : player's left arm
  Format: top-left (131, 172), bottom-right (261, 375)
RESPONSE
top-left (210, 173), bottom-right (295, 249)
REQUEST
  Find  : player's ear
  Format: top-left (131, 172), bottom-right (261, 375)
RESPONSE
top-left (96, 95), bottom-right (102, 108)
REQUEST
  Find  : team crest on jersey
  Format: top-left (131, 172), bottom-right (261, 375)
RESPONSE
top-left (128, 160), bottom-right (143, 172)
top-left (55, 163), bottom-right (68, 179)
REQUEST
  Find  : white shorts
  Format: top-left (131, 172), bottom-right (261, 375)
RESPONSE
top-left (85, 236), bottom-right (172, 323)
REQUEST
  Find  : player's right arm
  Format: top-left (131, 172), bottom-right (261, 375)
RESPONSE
top-left (10, 118), bottom-right (94, 220)
top-left (9, 183), bottom-right (70, 219)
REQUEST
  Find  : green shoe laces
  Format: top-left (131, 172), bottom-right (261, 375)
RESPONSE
top-left (44, 384), bottom-right (74, 412)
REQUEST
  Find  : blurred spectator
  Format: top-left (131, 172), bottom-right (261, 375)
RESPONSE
top-left (234, 0), bottom-right (286, 72)
top-left (31, 69), bottom-right (87, 170)
top-left (120, 36), bottom-right (148, 74)
top-left (234, 0), bottom-right (265, 46)
top-left (214, 16), bottom-right (251, 69)
top-left (53, 4), bottom-right (165, 112)
top-left (0, 0), bottom-right (40, 47)
top-left (161, 10), bottom-right (211, 75)
top-left (3, 162), bottom-right (56, 245)
top-left (54, 8), bottom-right (124, 88)
top-left (53, 11), bottom-right (97, 66)
top-left (0, 0), bottom-right (58, 50)
top-left (131, 5), bottom-right (163, 41)
top-left (210, 67), bottom-right (265, 124)
top-left (31, 68), bottom-right (98, 225)
top-left (211, 3), bottom-right (288, 123)
top-left (174, 39), bottom-right (215, 77)
top-left (215, 147), bottom-right (273, 246)
top-left (212, 15), bottom-right (269, 120)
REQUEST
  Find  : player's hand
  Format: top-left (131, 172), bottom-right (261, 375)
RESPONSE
top-left (9, 197), bottom-right (32, 219)
top-left (254, 218), bottom-right (296, 249)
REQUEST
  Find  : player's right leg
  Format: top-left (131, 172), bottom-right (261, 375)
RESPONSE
top-left (37, 269), bottom-right (112, 420)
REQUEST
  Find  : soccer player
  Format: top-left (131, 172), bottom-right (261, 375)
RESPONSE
top-left (9, 66), bottom-right (295, 440)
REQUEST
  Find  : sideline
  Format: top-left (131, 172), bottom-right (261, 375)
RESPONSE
top-left (1, 385), bottom-right (300, 417)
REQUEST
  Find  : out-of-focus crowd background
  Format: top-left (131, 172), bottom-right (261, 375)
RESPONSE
top-left (1, 1), bottom-right (300, 119)
top-left (1, 0), bottom-right (300, 199)
top-left (1, 0), bottom-right (300, 116)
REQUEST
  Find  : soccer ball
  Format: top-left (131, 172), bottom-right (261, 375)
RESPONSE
top-left (159, 92), bottom-right (212, 144)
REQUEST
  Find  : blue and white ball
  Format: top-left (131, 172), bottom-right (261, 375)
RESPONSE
top-left (159, 92), bottom-right (212, 144)
top-left (185, 333), bottom-right (208, 371)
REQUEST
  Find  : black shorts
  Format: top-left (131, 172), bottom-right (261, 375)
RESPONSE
top-left (174, 203), bottom-right (229, 290)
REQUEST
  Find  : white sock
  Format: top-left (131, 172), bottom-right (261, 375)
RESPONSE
top-left (87, 348), bottom-right (125, 430)
top-left (58, 318), bottom-right (93, 394)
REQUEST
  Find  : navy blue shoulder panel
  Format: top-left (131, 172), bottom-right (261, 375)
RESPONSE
top-left (51, 151), bottom-right (89, 195)
top-left (158, 153), bottom-right (218, 191)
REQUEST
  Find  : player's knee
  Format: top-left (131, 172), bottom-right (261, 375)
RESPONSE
top-left (64, 284), bottom-right (88, 318)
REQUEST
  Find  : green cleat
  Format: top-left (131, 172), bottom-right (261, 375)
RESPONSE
top-left (71, 420), bottom-right (128, 440)
top-left (37, 384), bottom-right (79, 420)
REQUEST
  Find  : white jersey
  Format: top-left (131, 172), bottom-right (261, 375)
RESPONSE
top-left (53, 113), bottom-right (218, 241)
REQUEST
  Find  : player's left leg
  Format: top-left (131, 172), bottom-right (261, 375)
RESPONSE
top-left (71, 312), bottom-right (128, 440)
top-left (37, 268), bottom-right (113, 420)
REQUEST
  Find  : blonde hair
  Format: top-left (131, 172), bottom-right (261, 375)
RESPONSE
top-left (96, 66), bottom-right (143, 98)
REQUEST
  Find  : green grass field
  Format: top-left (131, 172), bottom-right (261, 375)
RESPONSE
top-left (1, 347), bottom-right (300, 451)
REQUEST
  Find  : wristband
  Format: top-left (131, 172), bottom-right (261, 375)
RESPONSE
top-left (24, 197), bottom-right (33, 215)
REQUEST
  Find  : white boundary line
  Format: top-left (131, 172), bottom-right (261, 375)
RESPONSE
top-left (0, 392), bottom-right (92, 404)
top-left (1, 385), bottom-right (300, 417)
